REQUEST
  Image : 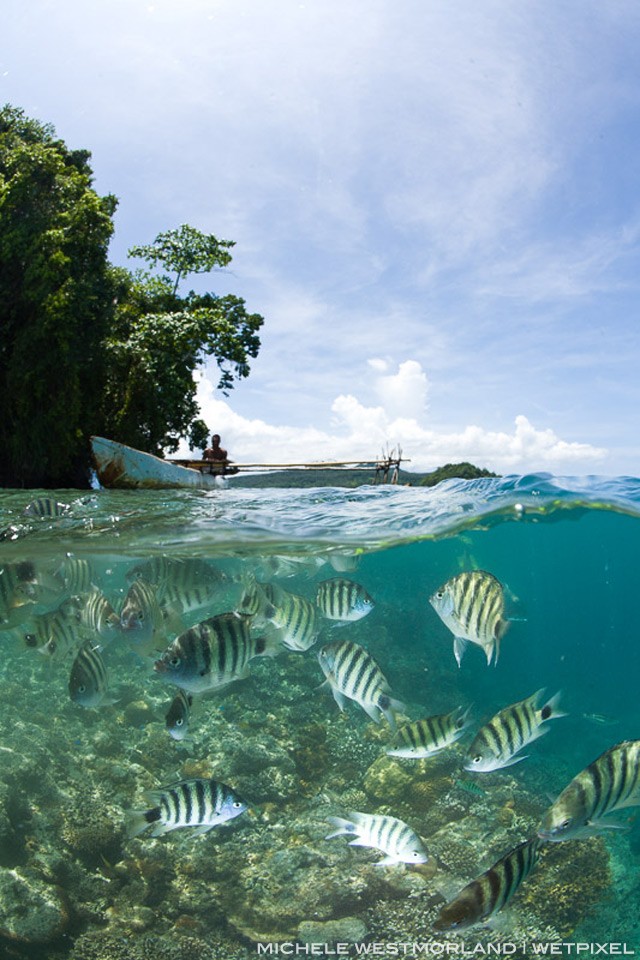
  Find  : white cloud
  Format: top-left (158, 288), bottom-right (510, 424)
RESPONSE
top-left (367, 358), bottom-right (389, 373)
top-left (373, 359), bottom-right (429, 421)
top-left (184, 361), bottom-right (607, 474)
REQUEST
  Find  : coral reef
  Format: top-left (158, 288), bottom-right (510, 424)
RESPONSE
top-left (0, 868), bottom-right (69, 944)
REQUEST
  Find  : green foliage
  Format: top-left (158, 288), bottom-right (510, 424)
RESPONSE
top-left (0, 107), bottom-right (264, 484)
top-left (418, 462), bottom-right (499, 486)
top-left (0, 104), bottom-right (117, 486)
top-left (101, 232), bottom-right (263, 455)
top-left (128, 224), bottom-right (234, 295)
top-left (189, 419), bottom-right (210, 452)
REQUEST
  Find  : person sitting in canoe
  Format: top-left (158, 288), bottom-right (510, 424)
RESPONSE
top-left (203, 434), bottom-right (229, 463)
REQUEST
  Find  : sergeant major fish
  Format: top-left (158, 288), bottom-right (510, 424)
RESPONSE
top-left (316, 578), bottom-right (375, 622)
top-left (265, 584), bottom-right (319, 651)
top-left (387, 705), bottom-right (473, 759)
top-left (434, 837), bottom-right (542, 930)
top-left (317, 639), bottom-right (404, 729)
top-left (25, 598), bottom-right (83, 657)
top-left (68, 640), bottom-right (115, 708)
top-left (56, 557), bottom-right (96, 596)
top-left (235, 575), bottom-right (273, 623)
top-left (126, 777), bottom-right (247, 838)
top-left (325, 811), bottom-right (428, 866)
top-left (429, 570), bottom-right (508, 666)
top-left (538, 739), bottom-right (640, 841)
top-left (23, 498), bottom-right (70, 519)
top-left (154, 612), bottom-right (276, 694)
top-left (148, 557), bottom-right (227, 618)
top-left (120, 578), bottom-right (166, 655)
top-left (79, 588), bottom-right (121, 644)
top-left (465, 689), bottom-right (565, 773)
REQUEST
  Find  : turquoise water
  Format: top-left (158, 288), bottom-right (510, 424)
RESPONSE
top-left (0, 474), bottom-right (639, 959)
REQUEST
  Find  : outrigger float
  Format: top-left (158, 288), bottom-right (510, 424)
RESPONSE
top-left (91, 437), bottom-right (408, 491)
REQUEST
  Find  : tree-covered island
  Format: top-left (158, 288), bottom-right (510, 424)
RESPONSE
top-left (0, 105), bottom-right (263, 488)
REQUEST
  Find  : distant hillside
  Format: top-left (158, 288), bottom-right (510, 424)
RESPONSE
top-left (227, 461), bottom-right (498, 489)
top-left (417, 461), bottom-right (499, 486)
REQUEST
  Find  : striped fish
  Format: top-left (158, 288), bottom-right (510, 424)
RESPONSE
top-left (538, 739), bottom-right (640, 842)
top-left (317, 639), bottom-right (404, 729)
top-left (23, 498), bottom-right (69, 519)
top-left (120, 578), bottom-right (165, 654)
top-left (235, 576), bottom-right (273, 622)
top-left (429, 570), bottom-right (507, 666)
top-left (56, 558), bottom-right (95, 596)
top-left (434, 837), bottom-right (542, 930)
top-left (126, 777), bottom-right (247, 838)
top-left (165, 689), bottom-right (194, 741)
top-left (68, 640), bottom-right (114, 708)
top-left (155, 558), bottom-right (226, 616)
top-left (79, 589), bottom-right (121, 644)
top-left (265, 584), bottom-right (319, 651)
top-left (126, 556), bottom-right (178, 584)
top-left (316, 578), bottom-right (375, 622)
top-left (465, 689), bottom-right (565, 772)
top-left (26, 599), bottom-right (83, 657)
top-left (387, 705), bottom-right (473, 759)
top-left (154, 612), bottom-right (274, 693)
top-left (325, 810), bottom-right (428, 866)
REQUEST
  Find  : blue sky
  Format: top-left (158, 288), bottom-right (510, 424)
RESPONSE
top-left (3, 0), bottom-right (640, 474)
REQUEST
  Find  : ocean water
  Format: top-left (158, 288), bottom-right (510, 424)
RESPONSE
top-left (0, 474), bottom-right (639, 960)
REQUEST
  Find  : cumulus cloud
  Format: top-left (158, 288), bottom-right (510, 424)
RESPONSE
top-left (183, 361), bottom-right (606, 474)
top-left (373, 359), bottom-right (429, 421)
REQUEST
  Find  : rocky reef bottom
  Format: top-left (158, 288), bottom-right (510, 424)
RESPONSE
top-left (0, 637), bottom-right (628, 960)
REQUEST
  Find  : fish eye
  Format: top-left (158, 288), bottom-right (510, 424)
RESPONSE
top-left (169, 657), bottom-right (180, 667)
top-left (472, 755), bottom-right (482, 764)
top-left (561, 818), bottom-right (572, 829)
top-left (24, 634), bottom-right (38, 648)
top-left (232, 801), bottom-right (243, 808)
top-left (78, 684), bottom-right (86, 693)
top-left (175, 718), bottom-right (184, 727)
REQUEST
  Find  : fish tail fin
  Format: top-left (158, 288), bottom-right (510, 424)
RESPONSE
top-left (378, 693), bottom-right (404, 731)
top-left (456, 703), bottom-right (474, 733)
top-left (453, 636), bottom-right (467, 667)
top-left (125, 809), bottom-right (150, 839)
top-left (541, 690), bottom-right (567, 721)
top-left (254, 631), bottom-right (283, 658)
top-left (325, 815), bottom-right (354, 839)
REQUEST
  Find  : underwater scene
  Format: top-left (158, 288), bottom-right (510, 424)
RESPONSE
top-left (0, 474), bottom-right (639, 960)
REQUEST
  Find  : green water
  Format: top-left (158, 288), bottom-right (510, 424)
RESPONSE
top-left (0, 476), bottom-right (639, 959)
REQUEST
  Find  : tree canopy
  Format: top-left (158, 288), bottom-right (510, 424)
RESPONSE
top-left (0, 106), bottom-right (264, 486)
top-left (101, 226), bottom-right (263, 456)
top-left (0, 105), bottom-right (117, 486)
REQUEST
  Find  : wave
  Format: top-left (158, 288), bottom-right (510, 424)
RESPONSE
top-left (1, 473), bottom-right (639, 558)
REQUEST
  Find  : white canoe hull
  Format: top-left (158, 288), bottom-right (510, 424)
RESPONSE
top-left (91, 437), bottom-right (225, 490)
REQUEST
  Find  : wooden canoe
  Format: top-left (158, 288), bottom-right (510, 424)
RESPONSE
top-left (90, 437), bottom-right (236, 490)
top-left (91, 437), bottom-right (408, 490)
